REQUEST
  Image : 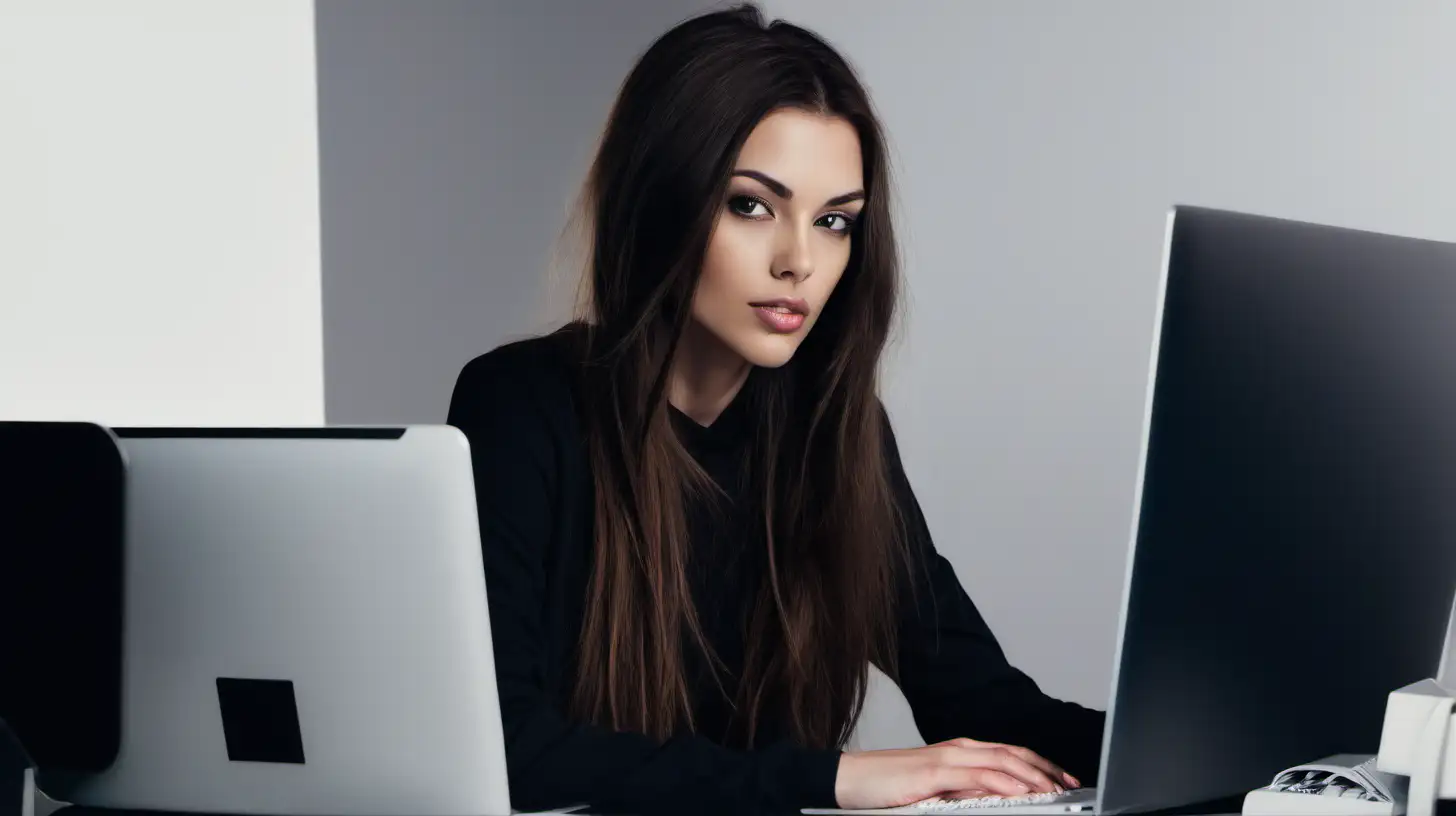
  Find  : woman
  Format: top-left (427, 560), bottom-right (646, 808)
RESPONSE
top-left (446, 5), bottom-right (1103, 814)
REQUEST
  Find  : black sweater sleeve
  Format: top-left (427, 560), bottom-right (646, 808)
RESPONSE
top-left (881, 408), bottom-right (1107, 783)
top-left (446, 348), bottom-right (842, 816)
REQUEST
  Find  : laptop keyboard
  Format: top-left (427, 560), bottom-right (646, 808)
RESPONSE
top-left (908, 790), bottom-right (1073, 810)
top-left (896, 785), bottom-right (1105, 812)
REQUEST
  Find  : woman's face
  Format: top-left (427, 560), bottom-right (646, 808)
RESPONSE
top-left (689, 108), bottom-right (865, 369)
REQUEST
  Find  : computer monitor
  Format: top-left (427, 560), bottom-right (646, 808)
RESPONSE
top-left (40, 426), bottom-right (511, 816)
top-left (0, 422), bottom-right (124, 777)
top-left (1097, 206), bottom-right (1456, 813)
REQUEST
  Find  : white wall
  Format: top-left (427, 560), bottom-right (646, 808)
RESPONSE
top-left (0, 0), bottom-right (324, 426)
top-left (764, 0), bottom-right (1456, 748)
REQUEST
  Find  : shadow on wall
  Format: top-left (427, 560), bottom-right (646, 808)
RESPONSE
top-left (315, 0), bottom-right (709, 426)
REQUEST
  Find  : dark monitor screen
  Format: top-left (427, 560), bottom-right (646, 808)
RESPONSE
top-left (1102, 207), bottom-right (1456, 813)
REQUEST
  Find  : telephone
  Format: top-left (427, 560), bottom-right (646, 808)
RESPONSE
top-left (1241, 678), bottom-right (1455, 816)
top-left (1241, 753), bottom-right (1406, 815)
top-left (1243, 594), bottom-right (1456, 816)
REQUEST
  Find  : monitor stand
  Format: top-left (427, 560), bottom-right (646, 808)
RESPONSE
top-left (21, 768), bottom-right (66, 816)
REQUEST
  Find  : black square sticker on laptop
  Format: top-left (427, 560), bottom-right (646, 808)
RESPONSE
top-left (215, 677), bottom-right (306, 764)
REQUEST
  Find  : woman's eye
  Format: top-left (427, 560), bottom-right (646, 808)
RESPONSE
top-left (729, 195), bottom-right (770, 218)
top-left (819, 213), bottom-right (855, 234)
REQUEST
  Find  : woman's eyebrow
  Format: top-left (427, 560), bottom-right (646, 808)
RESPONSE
top-left (732, 169), bottom-right (864, 207)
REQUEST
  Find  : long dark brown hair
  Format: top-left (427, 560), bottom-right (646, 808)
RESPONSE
top-left (567, 2), bottom-right (909, 752)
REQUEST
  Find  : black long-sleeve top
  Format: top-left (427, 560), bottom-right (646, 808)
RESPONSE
top-left (445, 324), bottom-right (1104, 816)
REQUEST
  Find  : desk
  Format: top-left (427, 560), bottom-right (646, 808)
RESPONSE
top-left (21, 770), bottom-right (1456, 816)
top-left (18, 781), bottom-right (1253, 816)
top-left (45, 806), bottom-right (1248, 816)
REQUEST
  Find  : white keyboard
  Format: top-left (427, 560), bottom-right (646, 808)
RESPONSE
top-left (909, 791), bottom-right (1072, 811)
top-left (803, 786), bottom-right (1096, 814)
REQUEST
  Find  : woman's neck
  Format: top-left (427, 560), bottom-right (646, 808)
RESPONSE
top-left (668, 321), bottom-right (751, 427)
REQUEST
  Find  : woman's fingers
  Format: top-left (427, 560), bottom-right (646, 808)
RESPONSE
top-left (936, 766), bottom-right (1032, 798)
top-left (994, 751), bottom-right (1062, 793)
top-left (943, 738), bottom-right (1078, 790)
top-left (1003, 744), bottom-right (1074, 789)
top-left (936, 743), bottom-right (1063, 793)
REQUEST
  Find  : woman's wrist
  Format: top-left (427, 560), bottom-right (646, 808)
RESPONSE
top-left (834, 751), bottom-right (857, 807)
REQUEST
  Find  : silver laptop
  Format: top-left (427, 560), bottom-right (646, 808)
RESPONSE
top-left (40, 426), bottom-right (511, 816)
top-left (811, 205), bottom-right (1456, 814)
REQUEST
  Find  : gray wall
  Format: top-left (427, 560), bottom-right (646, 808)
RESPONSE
top-left (317, 0), bottom-right (1456, 750)
top-left (316, 0), bottom-right (695, 425)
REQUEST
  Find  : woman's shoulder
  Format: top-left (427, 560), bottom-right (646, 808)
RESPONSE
top-left (447, 321), bottom-right (588, 437)
top-left (454, 321), bottom-right (584, 386)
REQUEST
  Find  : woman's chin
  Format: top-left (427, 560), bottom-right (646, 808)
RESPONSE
top-left (733, 333), bottom-right (805, 369)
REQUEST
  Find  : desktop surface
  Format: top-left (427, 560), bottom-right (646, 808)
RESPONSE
top-left (41, 798), bottom-right (1255, 816)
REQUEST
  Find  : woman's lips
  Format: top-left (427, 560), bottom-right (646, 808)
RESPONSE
top-left (753, 305), bottom-right (806, 332)
top-left (749, 298), bottom-right (809, 333)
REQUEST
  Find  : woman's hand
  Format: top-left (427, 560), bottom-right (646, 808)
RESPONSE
top-left (833, 738), bottom-right (1082, 810)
